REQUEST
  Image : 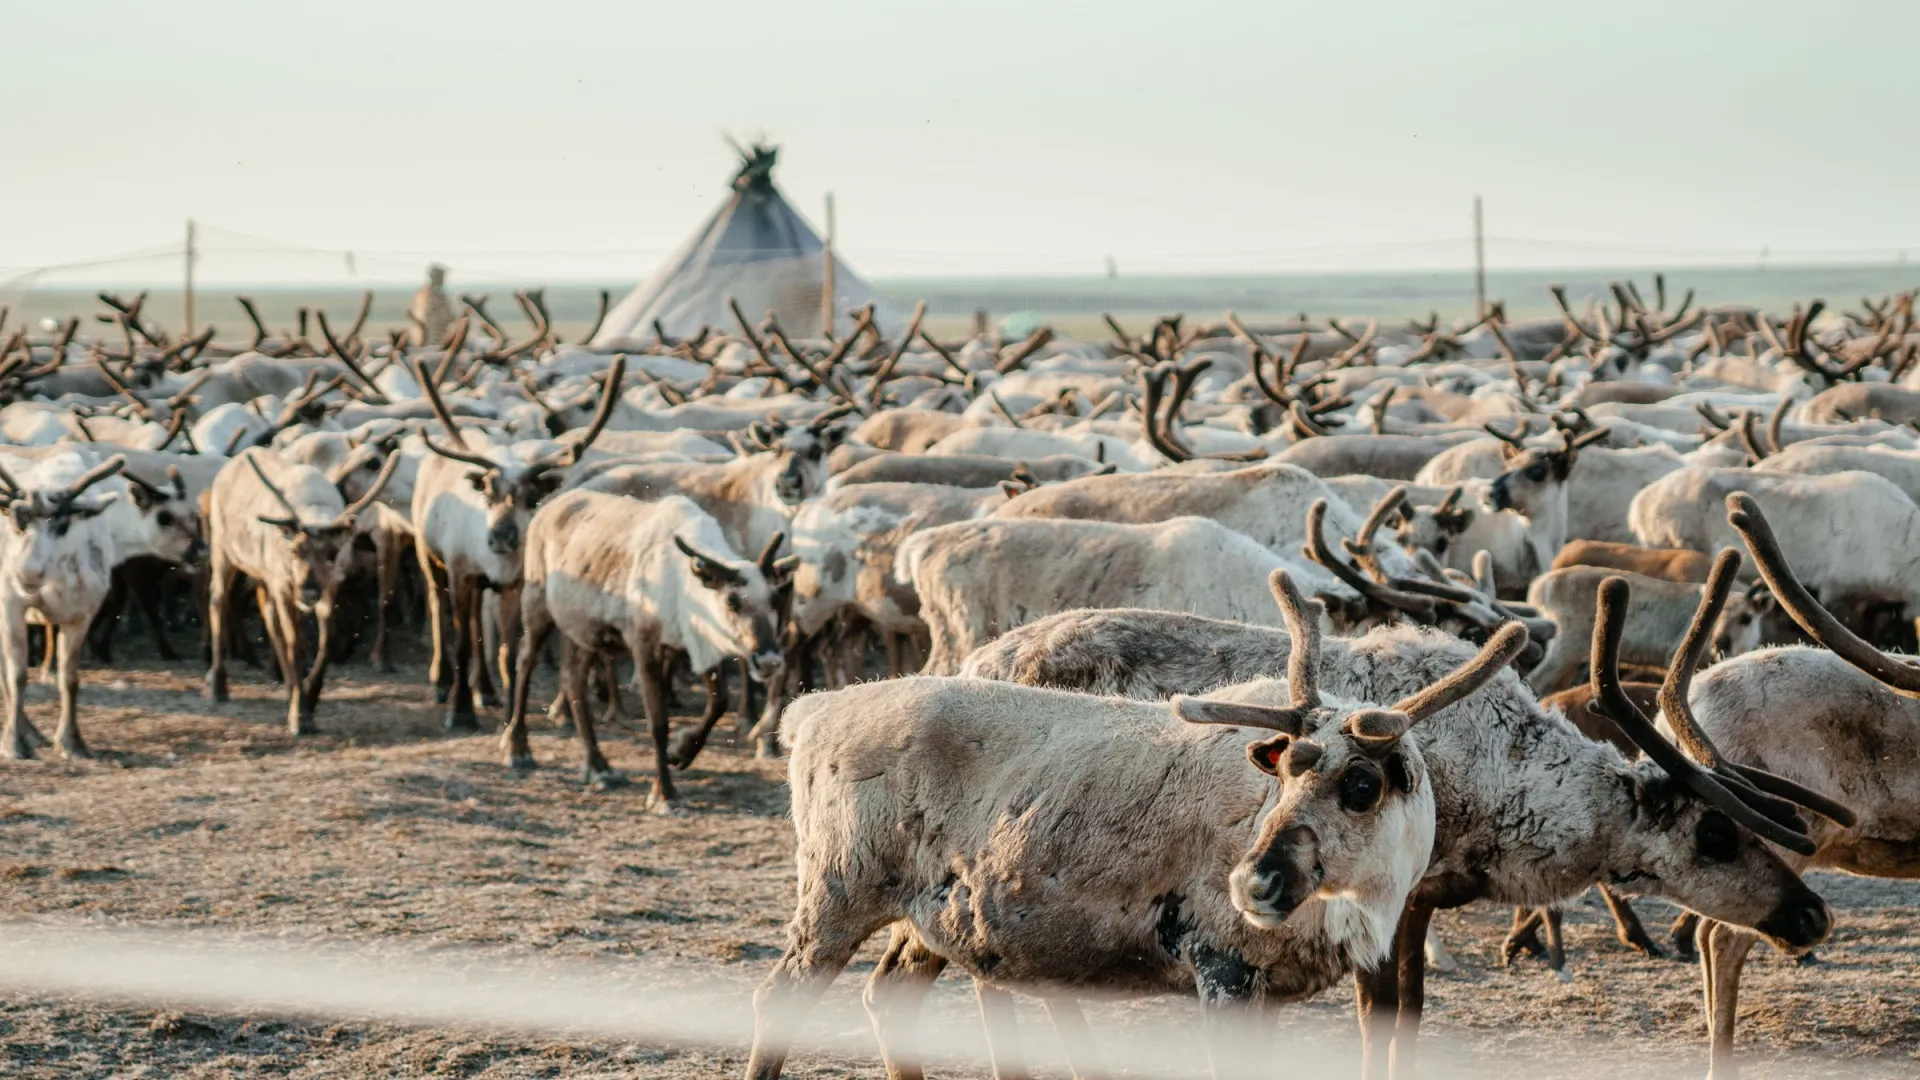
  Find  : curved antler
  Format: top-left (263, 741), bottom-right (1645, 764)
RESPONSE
top-left (1302, 499), bottom-right (1437, 619)
top-left (563, 355), bottom-right (627, 465)
top-left (244, 451), bottom-right (303, 523)
top-left (1729, 491), bottom-right (1920, 698)
top-left (334, 451), bottom-right (401, 526)
top-left (1589, 574), bottom-right (1824, 854)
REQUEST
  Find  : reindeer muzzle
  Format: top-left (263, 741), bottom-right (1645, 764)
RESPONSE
top-left (1756, 880), bottom-right (1832, 951)
top-left (1230, 825), bottom-right (1318, 928)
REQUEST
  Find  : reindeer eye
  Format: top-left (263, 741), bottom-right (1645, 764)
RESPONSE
top-left (155, 510), bottom-right (173, 527)
top-left (1696, 810), bottom-right (1739, 863)
top-left (1339, 769), bottom-right (1382, 813)
top-left (726, 594), bottom-right (743, 613)
top-left (1526, 464), bottom-right (1547, 481)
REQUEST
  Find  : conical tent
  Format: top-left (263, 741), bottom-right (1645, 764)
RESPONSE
top-left (592, 145), bottom-right (901, 346)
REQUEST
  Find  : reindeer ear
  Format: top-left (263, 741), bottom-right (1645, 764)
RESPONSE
top-left (1246, 735), bottom-right (1292, 777)
top-left (466, 472), bottom-right (489, 493)
top-left (8, 503), bottom-right (29, 532)
top-left (128, 483), bottom-right (159, 511)
top-left (1384, 751), bottom-right (1414, 793)
top-left (1498, 441), bottom-right (1521, 460)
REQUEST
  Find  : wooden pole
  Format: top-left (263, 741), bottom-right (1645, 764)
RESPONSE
top-left (1472, 195), bottom-right (1486, 320)
top-left (821, 192), bottom-right (837, 339)
top-left (184, 218), bottom-right (197, 335)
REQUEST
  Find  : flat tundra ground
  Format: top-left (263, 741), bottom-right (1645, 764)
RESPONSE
top-left (1, 653), bottom-right (1918, 1079)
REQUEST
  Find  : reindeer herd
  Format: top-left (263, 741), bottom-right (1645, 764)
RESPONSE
top-left (2, 280), bottom-right (1919, 1078)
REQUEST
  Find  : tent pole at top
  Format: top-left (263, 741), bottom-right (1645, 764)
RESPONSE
top-left (822, 192), bottom-right (836, 340)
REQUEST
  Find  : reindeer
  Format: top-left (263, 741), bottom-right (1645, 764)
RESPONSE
top-left (1522, 564), bottom-right (1771, 695)
top-left (0, 454), bottom-right (126, 759)
top-left (503, 491), bottom-right (793, 805)
top-left (203, 448), bottom-right (398, 734)
top-left (743, 572), bottom-right (1526, 1080)
top-left (1666, 493), bottom-right (1920, 1078)
top-left (1393, 425), bottom-right (1610, 594)
top-left (957, 565), bottom-right (1841, 1079)
top-left (410, 356), bottom-right (621, 728)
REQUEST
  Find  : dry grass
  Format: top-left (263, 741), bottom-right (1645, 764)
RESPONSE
top-left (0, 649), bottom-right (1915, 1078)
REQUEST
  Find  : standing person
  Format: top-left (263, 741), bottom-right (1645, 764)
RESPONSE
top-left (407, 263), bottom-right (455, 346)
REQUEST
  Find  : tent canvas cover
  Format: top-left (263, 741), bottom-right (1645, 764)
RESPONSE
top-left (592, 145), bottom-right (901, 346)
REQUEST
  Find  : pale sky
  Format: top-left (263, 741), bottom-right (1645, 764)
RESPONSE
top-left (5, 0), bottom-right (1918, 282)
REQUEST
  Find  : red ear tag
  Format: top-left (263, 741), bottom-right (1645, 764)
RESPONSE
top-left (1263, 744), bottom-right (1287, 770)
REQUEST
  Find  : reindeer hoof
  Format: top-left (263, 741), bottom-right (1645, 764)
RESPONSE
top-left (1554, 968), bottom-right (1573, 984)
top-left (668, 732), bottom-right (704, 770)
top-left (647, 785), bottom-right (683, 815)
top-left (203, 679), bottom-right (228, 703)
top-left (57, 737), bottom-right (92, 760)
top-left (433, 686), bottom-right (450, 705)
top-left (584, 766), bottom-right (628, 792)
top-left (443, 712), bottom-right (479, 732)
top-left (1794, 950), bottom-right (1821, 967)
top-left (754, 736), bottom-right (780, 760)
top-left (1, 732), bottom-right (33, 761)
top-left (503, 751), bottom-right (536, 771)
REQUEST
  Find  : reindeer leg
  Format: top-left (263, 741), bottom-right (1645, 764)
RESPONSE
top-left (418, 538), bottom-right (451, 703)
top-left (278, 596), bottom-right (312, 735)
top-left (668, 668), bottom-right (728, 770)
top-left (1, 612), bottom-right (32, 759)
top-left (885, 630), bottom-right (905, 678)
top-left (1701, 920), bottom-right (1760, 1080)
top-left (444, 574), bottom-right (478, 731)
top-left (862, 923), bottom-right (949, 1080)
top-left (258, 585), bottom-right (290, 689)
top-left (471, 586), bottom-right (500, 709)
top-left (568, 645), bottom-right (620, 789)
top-left (1671, 910), bottom-right (1701, 961)
top-left (744, 908), bottom-right (882, 1080)
top-left (36, 624), bottom-right (56, 686)
top-left (296, 597), bottom-right (334, 734)
top-left (371, 530), bottom-right (399, 673)
top-left (204, 557), bottom-right (233, 702)
top-left (51, 617), bottom-right (91, 759)
top-left (131, 571), bottom-right (177, 661)
top-left (1598, 885), bottom-right (1664, 958)
top-left (738, 654), bottom-right (758, 731)
top-left (87, 573), bottom-right (127, 664)
top-left (494, 581), bottom-right (521, 709)
top-left (1542, 906), bottom-right (1570, 981)
top-left (1192, 944), bottom-right (1263, 1080)
top-left (633, 642), bottom-right (674, 809)
top-left (1043, 997), bottom-right (1103, 1080)
top-left (973, 983), bottom-right (1029, 1080)
top-left (500, 584), bottom-right (550, 770)
top-left (1391, 903), bottom-right (1435, 1080)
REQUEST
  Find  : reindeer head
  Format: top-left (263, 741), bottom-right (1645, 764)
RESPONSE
top-left (745, 406), bottom-right (855, 504)
top-left (1711, 578), bottom-right (1775, 657)
top-left (672, 528), bottom-right (798, 681)
top-left (0, 456), bottom-right (125, 593)
top-left (1393, 487), bottom-right (1474, 559)
top-left (124, 465), bottom-right (205, 567)
top-left (1589, 553), bottom-right (1846, 954)
top-left (248, 450), bottom-right (399, 612)
top-left (1173, 571), bottom-right (1527, 951)
top-left (1486, 423), bottom-right (1609, 517)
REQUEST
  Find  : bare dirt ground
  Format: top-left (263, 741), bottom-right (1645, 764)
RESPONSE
top-left (1, 645), bottom-right (1917, 1079)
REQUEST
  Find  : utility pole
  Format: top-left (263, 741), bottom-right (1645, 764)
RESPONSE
top-left (184, 218), bottom-right (197, 335)
top-left (1472, 195), bottom-right (1486, 320)
top-left (821, 192), bottom-right (837, 339)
